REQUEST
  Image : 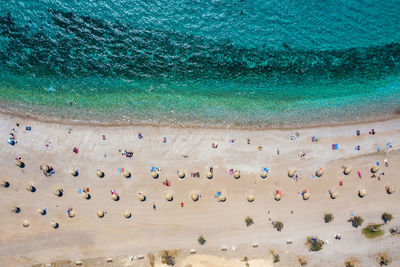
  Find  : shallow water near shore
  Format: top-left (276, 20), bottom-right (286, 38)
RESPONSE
top-left (1, 1), bottom-right (400, 127)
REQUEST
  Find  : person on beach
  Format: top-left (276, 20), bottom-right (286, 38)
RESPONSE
top-left (153, 203), bottom-right (156, 210)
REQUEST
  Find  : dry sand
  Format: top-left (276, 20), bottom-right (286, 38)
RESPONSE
top-left (0, 113), bottom-right (399, 267)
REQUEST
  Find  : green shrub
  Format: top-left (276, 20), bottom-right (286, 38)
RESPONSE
top-left (197, 235), bottom-right (206, 245)
top-left (324, 213), bottom-right (334, 223)
top-left (245, 216), bottom-right (254, 227)
top-left (305, 236), bottom-right (324, 252)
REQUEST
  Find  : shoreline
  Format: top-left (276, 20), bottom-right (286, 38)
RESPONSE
top-left (0, 106), bottom-right (399, 131)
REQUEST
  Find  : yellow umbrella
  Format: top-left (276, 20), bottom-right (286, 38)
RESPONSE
top-left (97, 210), bottom-right (105, 218)
top-left (54, 188), bottom-right (63, 197)
top-left (371, 166), bottom-right (379, 173)
top-left (1, 180), bottom-right (9, 187)
top-left (68, 210), bottom-right (76, 218)
top-left (15, 159), bottom-right (22, 167)
top-left (302, 192), bottom-right (310, 200)
top-left (330, 191), bottom-right (338, 199)
top-left (386, 186), bottom-right (395, 194)
top-left (70, 169), bottom-right (78, 176)
top-left (112, 194), bottom-right (119, 201)
top-left (51, 221), bottom-right (59, 229)
top-left (124, 210), bottom-right (131, 218)
top-left (191, 194), bottom-right (199, 201)
top-left (288, 171), bottom-right (295, 177)
top-left (26, 184), bottom-right (34, 192)
top-left (151, 172), bottom-right (159, 179)
top-left (82, 192), bottom-right (90, 199)
top-left (22, 220), bottom-right (29, 227)
top-left (343, 167), bottom-right (351, 175)
top-left (260, 171), bottom-right (268, 178)
top-left (37, 208), bottom-right (45, 215)
top-left (358, 189), bottom-right (366, 198)
top-left (177, 171), bottom-right (185, 178)
top-left (206, 172), bottom-right (213, 179)
top-left (96, 170), bottom-right (104, 178)
top-left (165, 194), bottom-right (173, 201)
top-left (11, 206), bottom-right (21, 213)
top-left (138, 193), bottom-right (146, 202)
top-left (123, 170), bottom-right (131, 178)
top-left (218, 195), bottom-right (226, 202)
top-left (315, 169), bottom-right (323, 177)
top-left (247, 195), bottom-right (255, 202)
top-left (233, 171), bottom-right (240, 179)
top-left (42, 165), bottom-right (49, 172)
top-left (274, 194), bottom-right (281, 201)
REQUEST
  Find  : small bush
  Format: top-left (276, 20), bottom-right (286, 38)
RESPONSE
top-left (382, 213), bottom-right (393, 224)
top-left (161, 251), bottom-right (175, 266)
top-left (378, 253), bottom-right (391, 266)
top-left (270, 250), bottom-right (280, 263)
top-left (305, 236), bottom-right (324, 252)
top-left (297, 256), bottom-right (308, 266)
top-left (344, 259), bottom-right (355, 267)
top-left (273, 221), bottom-right (284, 232)
top-left (197, 235), bottom-right (206, 245)
top-left (245, 216), bottom-right (254, 227)
top-left (349, 216), bottom-right (364, 228)
top-left (324, 213), bottom-right (334, 223)
top-left (362, 224), bottom-right (384, 239)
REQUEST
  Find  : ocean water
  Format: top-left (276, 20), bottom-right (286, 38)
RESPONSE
top-left (0, 0), bottom-right (400, 127)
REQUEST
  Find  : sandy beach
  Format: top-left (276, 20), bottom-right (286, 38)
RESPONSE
top-left (0, 113), bottom-right (399, 267)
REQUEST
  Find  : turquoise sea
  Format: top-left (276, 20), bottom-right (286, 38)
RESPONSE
top-left (0, 0), bottom-right (400, 127)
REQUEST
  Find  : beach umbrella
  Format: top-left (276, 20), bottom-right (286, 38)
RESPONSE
top-left (15, 159), bottom-right (22, 167)
top-left (302, 192), bottom-right (310, 200)
top-left (54, 188), bottom-right (63, 197)
top-left (330, 191), bottom-right (338, 199)
top-left (97, 210), bottom-right (105, 218)
top-left (386, 186), bottom-right (395, 194)
top-left (68, 210), bottom-right (76, 218)
top-left (124, 210), bottom-right (131, 218)
top-left (358, 189), bottom-right (367, 198)
top-left (247, 195), bottom-right (255, 202)
top-left (82, 192), bottom-right (90, 199)
top-left (138, 193), bottom-right (146, 202)
top-left (51, 221), bottom-right (59, 229)
top-left (315, 169), bottom-right (323, 177)
top-left (1, 180), bottom-right (9, 187)
top-left (206, 172), bottom-right (213, 179)
top-left (42, 165), bottom-right (49, 172)
top-left (260, 171), bottom-right (268, 178)
top-left (111, 194), bottom-right (119, 201)
top-left (274, 194), bottom-right (281, 201)
top-left (177, 171), bottom-right (185, 178)
top-left (26, 184), bottom-right (34, 192)
top-left (343, 167), bottom-right (351, 175)
top-left (37, 208), bottom-right (45, 215)
top-left (70, 169), bottom-right (78, 176)
top-left (233, 171), bottom-right (240, 179)
top-left (11, 206), bottom-right (20, 213)
top-left (22, 220), bottom-right (29, 227)
top-left (123, 170), bottom-right (131, 178)
top-left (191, 194), bottom-right (199, 201)
top-left (288, 171), bottom-right (295, 177)
top-left (371, 166), bottom-right (379, 173)
top-left (218, 195), bottom-right (226, 202)
top-left (165, 194), bottom-right (173, 201)
top-left (151, 172), bottom-right (159, 179)
top-left (96, 170), bottom-right (104, 178)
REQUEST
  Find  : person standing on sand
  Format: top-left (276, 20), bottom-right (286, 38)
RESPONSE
top-left (153, 203), bottom-right (156, 210)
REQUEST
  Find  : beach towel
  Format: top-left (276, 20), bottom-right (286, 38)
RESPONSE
top-left (356, 130), bottom-right (360, 136)
top-left (229, 169), bottom-right (233, 175)
top-left (387, 143), bottom-right (392, 148)
top-left (118, 168), bottom-right (122, 173)
top-left (332, 144), bottom-right (338, 150)
top-left (376, 161), bottom-right (379, 166)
